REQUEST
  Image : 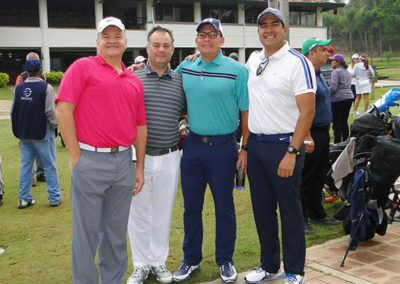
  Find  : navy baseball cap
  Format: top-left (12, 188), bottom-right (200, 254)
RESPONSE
top-left (257, 8), bottom-right (286, 27)
top-left (196, 18), bottom-right (223, 36)
top-left (25, 59), bottom-right (42, 73)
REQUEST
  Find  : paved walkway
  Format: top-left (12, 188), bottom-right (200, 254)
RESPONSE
top-left (375, 80), bottom-right (400, 88)
top-left (0, 100), bottom-right (11, 120)
top-left (203, 223), bottom-right (400, 284)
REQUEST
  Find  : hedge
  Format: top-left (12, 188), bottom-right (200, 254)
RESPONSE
top-left (43, 71), bottom-right (64, 84)
top-left (0, 73), bottom-right (10, 88)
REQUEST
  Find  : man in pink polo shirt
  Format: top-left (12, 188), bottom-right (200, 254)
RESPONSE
top-left (56, 17), bottom-right (147, 284)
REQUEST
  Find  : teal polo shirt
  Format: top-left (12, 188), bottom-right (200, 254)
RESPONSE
top-left (176, 50), bottom-right (249, 136)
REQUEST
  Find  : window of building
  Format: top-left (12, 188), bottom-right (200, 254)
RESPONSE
top-left (0, 0), bottom-right (39, 27)
top-left (244, 5), bottom-right (267, 24)
top-left (47, 0), bottom-right (95, 28)
top-left (170, 48), bottom-right (195, 69)
top-left (289, 9), bottom-right (316, 26)
top-left (201, 4), bottom-right (238, 23)
top-left (103, 0), bottom-right (146, 30)
top-left (155, 1), bottom-right (194, 22)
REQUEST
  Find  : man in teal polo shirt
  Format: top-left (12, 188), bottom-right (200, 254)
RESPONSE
top-left (172, 18), bottom-right (249, 283)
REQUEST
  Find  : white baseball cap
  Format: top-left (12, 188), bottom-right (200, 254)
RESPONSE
top-left (97, 17), bottom-right (125, 34)
top-left (351, 53), bottom-right (360, 60)
top-left (134, 55), bottom-right (147, 64)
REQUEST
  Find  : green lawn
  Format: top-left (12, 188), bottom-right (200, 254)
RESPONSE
top-left (0, 83), bottom-right (398, 283)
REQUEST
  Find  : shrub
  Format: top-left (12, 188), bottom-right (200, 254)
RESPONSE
top-left (383, 51), bottom-right (393, 62)
top-left (0, 73), bottom-right (10, 88)
top-left (43, 71), bottom-right (64, 84)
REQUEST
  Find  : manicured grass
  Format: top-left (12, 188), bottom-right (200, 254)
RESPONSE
top-left (373, 57), bottom-right (400, 69)
top-left (0, 86), bottom-right (14, 100)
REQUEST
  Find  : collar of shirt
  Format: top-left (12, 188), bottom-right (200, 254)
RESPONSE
top-left (95, 54), bottom-right (130, 76)
top-left (144, 64), bottom-right (172, 77)
top-left (196, 50), bottom-right (224, 66)
top-left (260, 41), bottom-right (290, 62)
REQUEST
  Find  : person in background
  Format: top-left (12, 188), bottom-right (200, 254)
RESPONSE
top-left (134, 55), bottom-right (147, 69)
top-left (245, 8), bottom-right (315, 284)
top-left (319, 46), bottom-right (334, 85)
top-left (15, 52), bottom-right (47, 185)
top-left (172, 18), bottom-right (249, 283)
top-left (347, 54), bottom-right (360, 101)
top-left (11, 59), bottom-right (61, 209)
top-left (55, 17), bottom-right (147, 284)
top-left (329, 54), bottom-right (354, 143)
top-left (352, 54), bottom-right (375, 114)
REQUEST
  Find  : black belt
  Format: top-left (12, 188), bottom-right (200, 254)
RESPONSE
top-left (146, 145), bottom-right (178, 156)
top-left (190, 131), bottom-right (235, 145)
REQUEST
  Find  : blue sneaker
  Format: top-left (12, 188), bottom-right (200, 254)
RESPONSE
top-left (220, 263), bottom-right (237, 283)
top-left (172, 262), bottom-right (200, 282)
top-left (285, 273), bottom-right (304, 284)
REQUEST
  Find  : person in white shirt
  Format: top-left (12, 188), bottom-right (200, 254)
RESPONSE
top-left (352, 53), bottom-right (375, 114)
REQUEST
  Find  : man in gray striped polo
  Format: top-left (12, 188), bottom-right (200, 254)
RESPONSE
top-left (127, 26), bottom-right (186, 284)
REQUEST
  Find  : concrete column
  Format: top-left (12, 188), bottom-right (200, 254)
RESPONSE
top-left (146, 0), bottom-right (154, 24)
top-left (38, 0), bottom-right (50, 73)
top-left (316, 7), bottom-right (323, 27)
top-left (94, 0), bottom-right (103, 25)
top-left (238, 4), bottom-right (244, 25)
top-left (194, 1), bottom-right (201, 23)
top-left (238, 48), bottom-right (246, 65)
top-left (280, 0), bottom-right (290, 43)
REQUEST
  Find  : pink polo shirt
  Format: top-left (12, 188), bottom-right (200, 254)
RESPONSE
top-left (56, 55), bottom-right (146, 147)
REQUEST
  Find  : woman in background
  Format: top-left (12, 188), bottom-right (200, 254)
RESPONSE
top-left (352, 54), bottom-right (375, 114)
top-left (347, 54), bottom-right (360, 102)
top-left (329, 54), bottom-right (354, 143)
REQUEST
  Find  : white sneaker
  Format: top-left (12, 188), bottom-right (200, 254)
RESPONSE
top-left (285, 273), bottom-right (305, 284)
top-left (245, 267), bottom-right (284, 283)
top-left (220, 263), bottom-right (237, 283)
top-left (127, 265), bottom-right (151, 284)
top-left (151, 265), bottom-right (172, 284)
top-left (352, 111), bottom-right (360, 116)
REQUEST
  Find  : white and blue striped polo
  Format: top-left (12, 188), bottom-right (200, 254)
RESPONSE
top-left (246, 42), bottom-right (316, 135)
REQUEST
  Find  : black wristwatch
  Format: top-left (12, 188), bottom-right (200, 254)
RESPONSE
top-left (241, 145), bottom-right (248, 152)
top-left (287, 145), bottom-right (300, 155)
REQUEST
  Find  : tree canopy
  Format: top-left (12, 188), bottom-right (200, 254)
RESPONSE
top-left (323, 0), bottom-right (400, 59)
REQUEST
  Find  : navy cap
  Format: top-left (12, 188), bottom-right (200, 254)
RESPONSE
top-left (196, 18), bottom-right (223, 36)
top-left (257, 8), bottom-right (286, 27)
top-left (25, 59), bottom-right (42, 73)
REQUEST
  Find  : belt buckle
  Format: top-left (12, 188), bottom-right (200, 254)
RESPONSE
top-left (111, 146), bottom-right (119, 154)
top-left (201, 136), bottom-right (208, 144)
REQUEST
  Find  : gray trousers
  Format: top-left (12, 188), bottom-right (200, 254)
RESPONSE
top-left (71, 148), bottom-right (135, 284)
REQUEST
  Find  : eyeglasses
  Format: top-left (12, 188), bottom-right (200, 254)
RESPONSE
top-left (256, 58), bottom-right (269, 76)
top-left (197, 31), bottom-right (220, 39)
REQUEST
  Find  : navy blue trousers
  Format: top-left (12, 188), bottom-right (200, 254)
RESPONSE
top-left (180, 132), bottom-right (237, 266)
top-left (247, 134), bottom-right (306, 275)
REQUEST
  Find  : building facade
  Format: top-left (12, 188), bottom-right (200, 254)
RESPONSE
top-left (0, 0), bottom-right (343, 82)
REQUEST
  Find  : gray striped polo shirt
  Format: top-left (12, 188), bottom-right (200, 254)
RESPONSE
top-left (135, 65), bottom-right (186, 149)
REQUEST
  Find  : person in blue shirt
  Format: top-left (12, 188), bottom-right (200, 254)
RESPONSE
top-left (301, 38), bottom-right (340, 235)
top-left (172, 18), bottom-right (249, 283)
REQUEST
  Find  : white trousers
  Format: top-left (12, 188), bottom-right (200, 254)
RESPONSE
top-left (128, 150), bottom-right (181, 267)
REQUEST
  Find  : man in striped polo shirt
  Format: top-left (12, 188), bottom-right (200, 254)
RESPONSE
top-left (126, 26), bottom-right (186, 284)
top-left (244, 8), bottom-right (316, 284)
top-left (172, 18), bottom-right (249, 283)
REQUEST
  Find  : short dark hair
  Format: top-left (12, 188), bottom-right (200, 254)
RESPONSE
top-left (147, 26), bottom-right (174, 44)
